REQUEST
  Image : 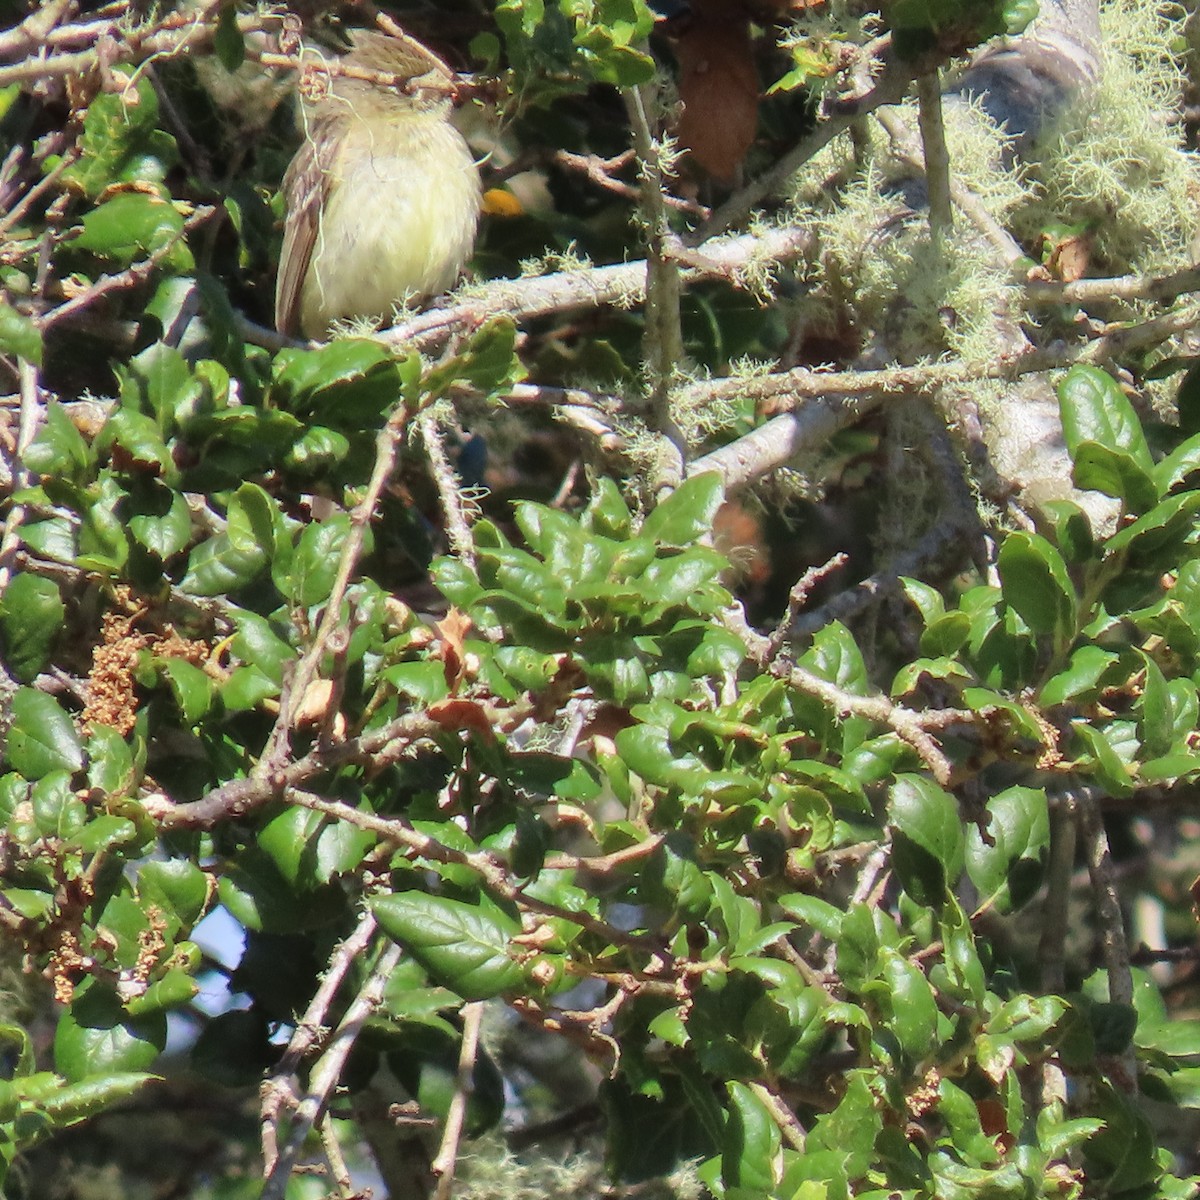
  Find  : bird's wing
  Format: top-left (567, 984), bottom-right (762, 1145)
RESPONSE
top-left (274, 127), bottom-right (334, 337)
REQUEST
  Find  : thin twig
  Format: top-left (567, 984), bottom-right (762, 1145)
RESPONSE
top-left (1076, 789), bottom-right (1137, 1092)
top-left (284, 788), bottom-right (672, 964)
top-left (0, 358), bottom-right (44, 600)
top-left (553, 148), bottom-right (708, 216)
top-left (766, 553), bottom-right (848, 659)
top-left (0, 6), bottom-right (275, 88)
top-left (419, 411), bottom-right (477, 573)
top-left (623, 82), bottom-right (687, 488)
top-left (264, 403), bottom-right (413, 774)
top-left (317, 1113), bottom-right (354, 1197)
top-left (724, 601), bottom-right (968, 786)
top-left (914, 71), bottom-right (952, 240)
top-left (261, 941), bottom-right (405, 1200)
top-left (748, 1081), bottom-right (806, 1151)
top-left (1026, 263), bottom-right (1200, 307)
top-left (430, 1001), bottom-right (485, 1200)
top-left (1038, 797), bottom-right (1076, 995)
top-left (692, 52), bottom-right (915, 244)
top-left (0, 147), bottom-right (80, 239)
top-left (38, 205), bottom-right (219, 329)
top-left (875, 107), bottom-right (1022, 265)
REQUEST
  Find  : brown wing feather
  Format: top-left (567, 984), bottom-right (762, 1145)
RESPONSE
top-left (274, 130), bottom-right (332, 337)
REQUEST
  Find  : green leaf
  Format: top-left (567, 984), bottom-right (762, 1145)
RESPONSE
top-left (1105, 491), bottom-right (1200, 565)
top-left (54, 982), bottom-right (166, 1082)
top-left (62, 80), bottom-right (176, 197)
top-left (66, 814), bottom-right (136, 854)
top-left (1038, 499), bottom-right (1095, 564)
top-left (24, 401), bottom-right (93, 479)
top-left (778, 893), bottom-right (844, 941)
top-left (214, 1), bottom-right (245, 71)
top-left (1152, 431), bottom-right (1200, 497)
top-left (259, 806), bottom-right (373, 889)
top-left (138, 860), bottom-right (210, 930)
top-left (965, 786), bottom-right (1049, 913)
top-left (877, 949), bottom-right (938, 1064)
top-left (451, 318), bottom-right (524, 394)
top-left (1039, 644), bottom-right (1120, 707)
top-left (1058, 364), bottom-right (1152, 469)
top-left (1071, 442), bottom-right (1158, 513)
top-left (901, 577), bottom-right (945, 625)
top-left (997, 531), bottom-right (1076, 640)
top-left (807, 1071), bottom-right (881, 1171)
top-left (939, 898), bottom-right (986, 1005)
top-left (0, 300), bottom-right (42, 364)
top-left (74, 191), bottom-right (190, 268)
top-left (1137, 652), bottom-right (1175, 760)
top-left (5, 688), bottom-right (83, 778)
top-left (271, 338), bottom-right (397, 410)
top-left (124, 968), bottom-right (199, 1016)
top-left (1003, 0), bottom-right (1039, 34)
top-left (372, 893), bottom-right (524, 1000)
top-left (86, 724), bottom-right (136, 798)
top-left (722, 1081), bottom-right (780, 1193)
top-left (641, 473), bottom-right (725, 546)
top-left (0, 573), bottom-right (64, 682)
top-left (888, 774), bottom-right (963, 905)
top-left (384, 661), bottom-right (450, 704)
top-left (1071, 721), bottom-right (1135, 797)
top-left (919, 611), bottom-right (971, 658)
top-left (127, 482), bottom-right (191, 559)
top-left (32, 771), bottom-right (86, 838)
top-left (290, 512), bottom-right (351, 607)
top-left (160, 658), bottom-right (214, 725)
top-left (230, 610), bottom-right (295, 684)
top-left (584, 476), bottom-right (633, 539)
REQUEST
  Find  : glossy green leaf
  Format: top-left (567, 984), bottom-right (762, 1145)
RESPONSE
top-left (965, 786), bottom-right (1049, 913)
top-left (74, 191), bottom-right (189, 267)
top-left (877, 949), bottom-right (938, 1064)
top-left (997, 531), bottom-right (1076, 640)
top-left (54, 982), bottom-right (166, 1082)
top-left (85, 723), bottom-right (136, 798)
top-left (214, 1), bottom-right (245, 70)
top-left (138, 859), bottom-right (210, 930)
top-left (1039, 644), bottom-right (1120, 707)
top-left (259, 806), bottom-right (373, 889)
top-left (722, 1081), bottom-right (780, 1193)
top-left (1072, 442), bottom-right (1158, 512)
top-left (1058, 364), bottom-right (1152, 468)
top-left (0, 573), bottom-right (65, 682)
top-left (641, 473), bottom-right (724, 546)
top-left (0, 300), bottom-right (42, 364)
top-left (888, 774), bottom-right (963, 905)
top-left (290, 512), bottom-right (351, 607)
top-left (160, 658), bottom-right (213, 725)
top-left (5, 688), bottom-right (83, 778)
top-left (372, 892), bottom-right (524, 1000)
top-left (1152, 431), bottom-right (1200, 497)
top-left (1071, 721), bottom-right (1135, 797)
top-left (1105, 491), bottom-right (1200, 564)
top-left (1137, 652), bottom-right (1175, 760)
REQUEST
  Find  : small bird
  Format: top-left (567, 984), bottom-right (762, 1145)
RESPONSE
top-left (274, 30), bottom-right (481, 340)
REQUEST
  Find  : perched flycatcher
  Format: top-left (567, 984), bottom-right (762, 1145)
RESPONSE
top-left (274, 30), bottom-right (481, 339)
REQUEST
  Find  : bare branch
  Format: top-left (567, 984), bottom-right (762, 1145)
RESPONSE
top-left (430, 1001), bottom-right (485, 1200)
top-left (262, 940), bottom-right (405, 1200)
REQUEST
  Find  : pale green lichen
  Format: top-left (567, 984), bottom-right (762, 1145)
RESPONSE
top-left (454, 1132), bottom-right (705, 1200)
top-left (1015, 0), bottom-right (1198, 272)
top-left (786, 93), bottom-right (1028, 368)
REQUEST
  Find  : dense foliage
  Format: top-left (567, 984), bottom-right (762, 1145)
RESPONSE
top-left (3, 1), bottom-right (1200, 1199)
